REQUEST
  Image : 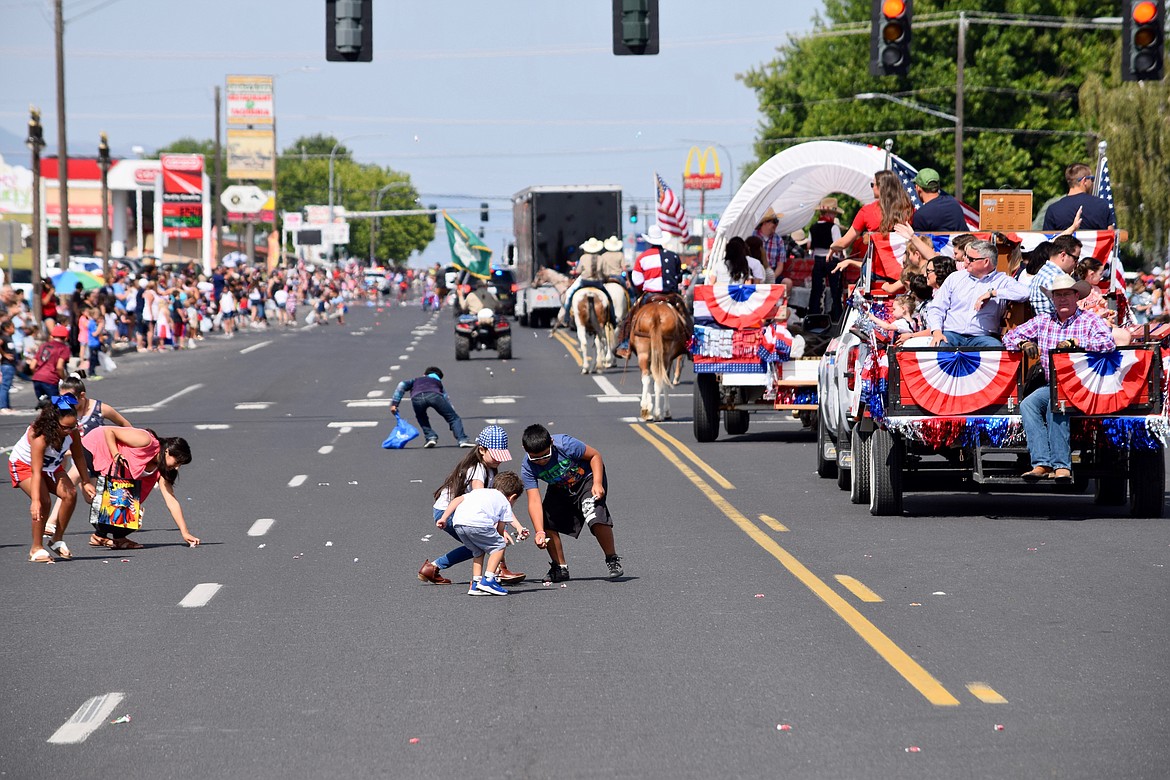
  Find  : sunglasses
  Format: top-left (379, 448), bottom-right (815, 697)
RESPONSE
top-left (1080, 175), bottom-right (1095, 183)
top-left (528, 447), bottom-right (554, 462)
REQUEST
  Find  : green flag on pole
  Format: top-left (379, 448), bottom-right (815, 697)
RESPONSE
top-left (444, 211), bottom-right (492, 279)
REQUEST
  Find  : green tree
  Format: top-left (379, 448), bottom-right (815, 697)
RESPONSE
top-left (276, 134), bottom-right (432, 263)
top-left (741, 1), bottom-right (1118, 219)
top-left (152, 137), bottom-right (216, 158)
top-left (1081, 76), bottom-right (1170, 262)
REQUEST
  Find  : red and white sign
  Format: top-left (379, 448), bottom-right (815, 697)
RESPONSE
top-left (160, 153), bottom-right (204, 239)
top-left (226, 75), bottom-right (275, 126)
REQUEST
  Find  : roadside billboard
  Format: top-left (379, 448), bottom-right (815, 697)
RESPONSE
top-left (226, 75), bottom-right (274, 126)
top-left (227, 128), bottom-right (276, 180)
top-left (160, 153), bottom-right (204, 239)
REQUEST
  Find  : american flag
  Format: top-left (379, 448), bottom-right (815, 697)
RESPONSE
top-left (655, 172), bottom-right (689, 240)
top-left (890, 156), bottom-right (980, 230)
top-left (1094, 154), bottom-right (1126, 293)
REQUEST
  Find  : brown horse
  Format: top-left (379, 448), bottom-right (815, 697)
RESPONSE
top-left (629, 299), bottom-right (691, 420)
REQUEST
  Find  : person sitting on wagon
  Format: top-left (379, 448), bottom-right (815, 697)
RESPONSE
top-left (926, 239), bottom-right (1030, 348)
top-left (1002, 274), bottom-right (1115, 484)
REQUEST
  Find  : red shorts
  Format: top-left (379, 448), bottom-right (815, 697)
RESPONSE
top-left (8, 461), bottom-right (63, 489)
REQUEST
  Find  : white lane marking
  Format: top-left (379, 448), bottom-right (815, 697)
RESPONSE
top-left (47, 692), bottom-right (126, 744)
top-left (406, 347), bottom-right (415, 352)
top-left (485, 418), bottom-right (516, 424)
top-left (179, 583), bottom-right (223, 608)
top-left (235, 402), bottom-right (271, 410)
top-left (397, 354), bottom-right (409, 360)
top-left (483, 396), bottom-right (518, 404)
top-left (346, 399), bottom-right (392, 407)
top-left (318, 445), bottom-right (334, 454)
top-left (194, 424), bottom-right (231, 430)
top-left (301, 322), bottom-right (318, 331)
top-left (327, 421), bottom-right (379, 428)
top-left (288, 474), bottom-right (308, 487)
top-left (239, 340), bottom-right (272, 354)
top-left (598, 396), bottom-right (641, 403)
top-left (119, 407), bottom-right (153, 414)
top-left (338, 426), bottom-right (352, 434)
top-left (130, 383), bottom-right (204, 411)
top-left (378, 376), bottom-right (391, 383)
top-left (592, 376), bottom-right (622, 396)
top-left (247, 518), bottom-right (274, 537)
top-left (390, 365), bottom-right (401, 370)
top-left (367, 391), bottom-right (384, 398)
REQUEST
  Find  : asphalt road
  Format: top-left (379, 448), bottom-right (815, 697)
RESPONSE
top-left (1, 301), bottom-right (1167, 780)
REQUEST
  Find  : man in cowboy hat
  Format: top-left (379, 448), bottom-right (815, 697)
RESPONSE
top-left (751, 207), bottom-right (785, 275)
top-left (911, 168), bottom-right (968, 232)
top-left (557, 237), bottom-right (606, 326)
top-left (1003, 273), bottom-right (1115, 483)
top-left (808, 198), bottom-right (844, 320)
top-left (614, 225), bottom-right (684, 359)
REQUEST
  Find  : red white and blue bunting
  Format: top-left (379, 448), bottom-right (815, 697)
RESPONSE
top-left (694, 284), bottom-right (786, 329)
top-left (896, 350), bottom-right (1021, 416)
top-left (1052, 349), bottom-right (1152, 415)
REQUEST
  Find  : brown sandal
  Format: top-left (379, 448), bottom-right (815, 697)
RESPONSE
top-left (111, 538), bottom-right (144, 550)
top-left (89, 534), bottom-right (113, 548)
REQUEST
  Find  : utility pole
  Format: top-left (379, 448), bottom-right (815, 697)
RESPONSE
top-left (54, 0), bottom-right (70, 271)
top-left (954, 11), bottom-right (967, 203)
top-left (213, 85), bottom-right (223, 266)
top-left (27, 107), bottom-right (45, 324)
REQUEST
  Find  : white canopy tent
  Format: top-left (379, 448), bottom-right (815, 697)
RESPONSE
top-left (705, 141), bottom-right (918, 272)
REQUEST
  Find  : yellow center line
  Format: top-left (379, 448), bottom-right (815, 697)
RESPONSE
top-left (834, 574), bottom-right (884, 603)
top-left (629, 423), bottom-right (960, 707)
top-left (646, 423), bottom-right (735, 490)
top-left (967, 683), bottom-right (1008, 704)
top-left (758, 514), bottom-right (788, 532)
top-left (552, 331), bottom-right (583, 366)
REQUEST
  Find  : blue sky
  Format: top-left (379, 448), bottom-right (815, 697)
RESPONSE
top-left (0, 0), bottom-right (828, 265)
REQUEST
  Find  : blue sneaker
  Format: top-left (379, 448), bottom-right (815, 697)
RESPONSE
top-left (467, 577), bottom-right (489, 596)
top-left (475, 576), bottom-right (508, 596)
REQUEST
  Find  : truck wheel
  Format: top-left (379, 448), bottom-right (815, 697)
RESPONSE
top-left (519, 309), bottom-right (529, 327)
top-left (497, 335), bottom-right (512, 360)
top-left (1094, 473), bottom-right (1127, 506)
top-left (693, 374), bottom-right (719, 442)
top-left (1129, 447), bottom-right (1166, 518)
top-left (817, 412), bottom-right (838, 479)
top-left (869, 428), bottom-right (903, 516)
top-left (724, 410), bottom-right (749, 436)
top-left (455, 334), bottom-right (470, 361)
top-left (849, 426), bottom-right (871, 505)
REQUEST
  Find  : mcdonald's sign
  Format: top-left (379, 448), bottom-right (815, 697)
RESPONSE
top-left (683, 146), bottom-right (723, 191)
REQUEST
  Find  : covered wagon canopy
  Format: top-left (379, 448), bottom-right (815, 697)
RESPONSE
top-left (706, 140), bottom-right (914, 271)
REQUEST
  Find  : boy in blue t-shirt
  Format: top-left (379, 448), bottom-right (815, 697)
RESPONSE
top-left (520, 424), bottom-right (622, 583)
top-left (437, 471), bottom-right (528, 596)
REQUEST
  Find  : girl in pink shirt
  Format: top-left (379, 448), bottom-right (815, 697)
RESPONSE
top-left (83, 426), bottom-right (199, 550)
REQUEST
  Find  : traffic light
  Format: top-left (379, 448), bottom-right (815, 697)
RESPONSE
top-left (629, 205), bottom-right (638, 224)
top-left (1123, 0), bottom-right (1164, 81)
top-left (480, 202), bottom-right (489, 221)
top-left (427, 204), bottom-right (437, 225)
top-left (612, 0), bottom-right (659, 56)
top-left (869, 0), bottom-right (912, 77)
top-left (326, 0), bottom-right (373, 62)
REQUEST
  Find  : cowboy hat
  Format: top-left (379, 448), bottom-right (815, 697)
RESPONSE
top-left (756, 207), bottom-right (783, 227)
top-left (603, 236), bottom-right (623, 252)
top-left (790, 228), bottom-right (811, 247)
top-left (640, 225), bottom-right (669, 246)
top-left (1042, 273), bottom-right (1092, 300)
top-left (580, 237), bottom-right (604, 254)
top-left (815, 197), bottom-right (843, 215)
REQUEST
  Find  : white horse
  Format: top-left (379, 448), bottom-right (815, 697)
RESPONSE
top-left (535, 268), bottom-right (628, 374)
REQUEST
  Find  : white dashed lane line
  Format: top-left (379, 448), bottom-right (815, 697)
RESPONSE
top-left (179, 583), bottom-right (223, 608)
top-left (327, 421), bottom-right (379, 428)
top-left (194, 424), bottom-right (231, 430)
top-left (592, 375), bottom-right (622, 396)
top-left (288, 474), bottom-right (308, 487)
top-left (47, 692), bottom-right (126, 745)
top-left (247, 518), bottom-right (274, 536)
top-left (235, 402), bottom-right (271, 410)
top-left (318, 445), bottom-right (334, 454)
top-left (239, 340), bottom-right (272, 354)
top-left (366, 391), bottom-right (384, 398)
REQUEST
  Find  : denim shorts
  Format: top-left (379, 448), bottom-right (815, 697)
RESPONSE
top-left (453, 525), bottom-right (506, 557)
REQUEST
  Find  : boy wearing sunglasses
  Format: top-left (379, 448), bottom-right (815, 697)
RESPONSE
top-left (520, 424), bottom-right (622, 583)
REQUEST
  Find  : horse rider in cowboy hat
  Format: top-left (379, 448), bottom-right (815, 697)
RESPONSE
top-left (808, 197), bottom-right (845, 320)
top-left (615, 225), bottom-right (686, 359)
top-left (558, 237), bottom-right (605, 326)
top-left (558, 236), bottom-right (629, 327)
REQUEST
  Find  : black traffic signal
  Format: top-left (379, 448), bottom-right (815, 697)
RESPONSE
top-left (1123, 0), bottom-right (1164, 81)
top-left (870, 0), bottom-right (912, 77)
top-left (428, 204), bottom-right (438, 225)
top-left (480, 202), bottom-right (489, 221)
top-left (628, 205), bottom-right (638, 224)
top-left (612, 0), bottom-right (659, 56)
top-left (326, 0), bottom-right (373, 62)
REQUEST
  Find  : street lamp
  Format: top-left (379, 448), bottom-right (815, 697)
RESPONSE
top-left (97, 131), bottom-right (111, 279)
top-left (27, 106), bottom-right (46, 323)
top-left (855, 91), bottom-right (964, 200)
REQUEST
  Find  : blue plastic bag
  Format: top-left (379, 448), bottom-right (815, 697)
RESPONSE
top-left (382, 414), bottom-right (420, 449)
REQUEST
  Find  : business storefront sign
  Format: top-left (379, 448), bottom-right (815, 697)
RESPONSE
top-left (0, 154), bottom-right (33, 215)
top-left (226, 128), bottom-right (276, 180)
top-left (226, 75), bottom-right (275, 126)
top-left (683, 146), bottom-right (723, 191)
top-left (160, 153), bottom-right (204, 239)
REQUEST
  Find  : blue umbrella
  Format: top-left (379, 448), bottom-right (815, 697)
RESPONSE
top-left (50, 270), bottom-right (104, 291)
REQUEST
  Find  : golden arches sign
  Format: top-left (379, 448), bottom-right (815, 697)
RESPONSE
top-left (683, 146), bottom-right (723, 191)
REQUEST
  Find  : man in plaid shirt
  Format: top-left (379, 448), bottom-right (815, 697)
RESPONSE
top-left (751, 208), bottom-right (785, 273)
top-left (1003, 273), bottom-right (1115, 483)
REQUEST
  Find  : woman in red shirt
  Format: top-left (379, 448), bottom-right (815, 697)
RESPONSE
top-left (829, 169), bottom-right (915, 285)
top-left (40, 278), bottom-right (59, 330)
